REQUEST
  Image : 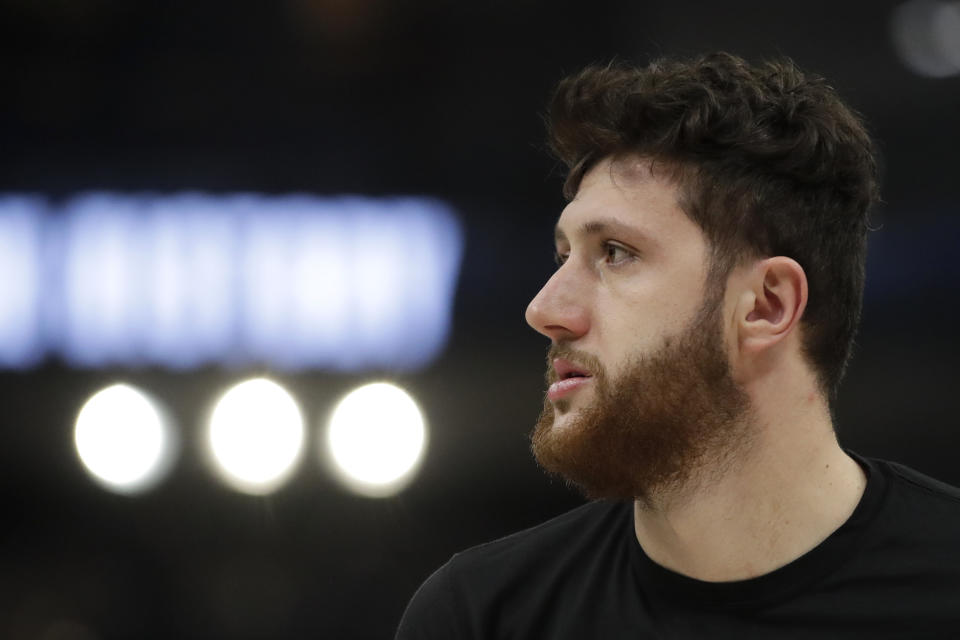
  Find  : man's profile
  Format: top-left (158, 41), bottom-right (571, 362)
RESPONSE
top-left (395, 52), bottom-right (960, 638)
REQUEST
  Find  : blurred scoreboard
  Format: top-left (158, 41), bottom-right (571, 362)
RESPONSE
top-left (0, 193), bottom-right (463, 371)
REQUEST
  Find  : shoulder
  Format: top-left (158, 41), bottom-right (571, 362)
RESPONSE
top-left (395, 500), bottom-right (631, 639)
top-left (863, 456), bottom-right (960, 547)
top-left (395, 559), bottom-right (463, 640)
top-left (870, 456), bottom-right (960, 518)
top-left (449, 500), bottom-right (628, 572)
top-left (836, 456), bottom-right (960, 601)
top-left (881, 459), bottom-right (960, 504)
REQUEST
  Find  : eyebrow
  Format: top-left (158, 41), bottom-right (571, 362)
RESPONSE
top-left (553, 217), bottom-right (653, 247)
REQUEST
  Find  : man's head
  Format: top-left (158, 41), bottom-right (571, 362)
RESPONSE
top-left (525, 53), bottom-right (879, 500)
top-left (527, 159), bottom-right (756, 502)
top-left (546, 52), bottom-right (879, 398)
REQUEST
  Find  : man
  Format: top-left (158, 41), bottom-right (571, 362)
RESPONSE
top-left (396, 52), bottom-right (960, 638)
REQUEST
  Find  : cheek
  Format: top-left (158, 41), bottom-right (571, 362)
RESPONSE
top-left (599, 313), bottom-right (662, 370)
top-left (595, 261), bottom-right (708, 355)
top-left (600, 294), bottom-right (701, 365)
top-left (620, 292), bottom-right (683, 336)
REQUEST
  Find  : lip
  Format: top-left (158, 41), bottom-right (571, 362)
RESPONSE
top-left (548, 376), bottom-right (593, 401)
top-left (549, 358), bottom-right (593, 402)
top-left (553, 358), bottom-right (591, 380)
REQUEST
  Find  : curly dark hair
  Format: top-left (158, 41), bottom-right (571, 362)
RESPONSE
top-left (546, 52), bottom-right (880, 399)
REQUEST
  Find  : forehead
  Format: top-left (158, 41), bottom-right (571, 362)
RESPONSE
top-left (555, 157), bottom-right (700, 248)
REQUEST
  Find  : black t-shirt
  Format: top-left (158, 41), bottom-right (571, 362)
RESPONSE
top-left (396, 454), bottom-right (960, 639)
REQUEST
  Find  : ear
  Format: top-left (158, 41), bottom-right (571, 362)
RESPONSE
top-left (735, 256), bottom-right (808, 355)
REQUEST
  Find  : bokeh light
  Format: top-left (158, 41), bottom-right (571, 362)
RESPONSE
top-left (207, 378), bottom-right (305, 495)
top-left (0, 193), bottom-right (463, 371)
top-left (891, 0), bottom-right (960, 77)
top-left (325, 382), bottom-right (427, 498)
top-left (0, 197), bottom-right (44, 368)
top-left (74, 384), bottom-right (175, 494)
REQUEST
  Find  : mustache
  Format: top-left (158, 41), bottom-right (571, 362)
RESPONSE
top-left (545, 344), bottom-right (606, 384)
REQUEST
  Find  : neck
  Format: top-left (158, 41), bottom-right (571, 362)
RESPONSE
top-left (633, 390), bottom-right (866, 582)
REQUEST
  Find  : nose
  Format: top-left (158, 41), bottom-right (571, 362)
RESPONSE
top-left (525, 265), bottom-right (590, 343)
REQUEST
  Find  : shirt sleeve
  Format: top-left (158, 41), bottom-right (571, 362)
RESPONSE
top-left (395, 560), bottom-right (467, 640)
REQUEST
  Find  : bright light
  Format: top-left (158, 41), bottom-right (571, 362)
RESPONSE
top-left (143, 194), bottom-right (237, 368)
top-left (326, 382), bottom-right (427, 498)
top-left (74, 384), bottom-right (175, 494)
top-left (0, 192), bottom-right (463, 371)
top-left (0, 197), bottom-right (44, 368)
top-left (891, 1), bottom-right (960, 77)
top-left (207, 378), bottom-right (305, 495)
top-left (61, 194), bottom-right (151, 366)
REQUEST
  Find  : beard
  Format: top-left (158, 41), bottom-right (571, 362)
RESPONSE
top-left (530, 294), bottom-right (753, 505)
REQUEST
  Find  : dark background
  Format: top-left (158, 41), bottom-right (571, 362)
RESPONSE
top-left (2, 1), bottom-right (958, 638)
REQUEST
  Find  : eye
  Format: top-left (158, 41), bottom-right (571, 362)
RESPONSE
top-left (603, 242), bottom-right (634, 266)
top-left (553, 250), bottom-right (568, 267)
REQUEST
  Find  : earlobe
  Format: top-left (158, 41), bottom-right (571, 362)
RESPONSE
top-left (739, 257), bottom-right (808, 352)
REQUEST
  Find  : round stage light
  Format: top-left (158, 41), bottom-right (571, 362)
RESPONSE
top-left (207, 378), bottom-right (304, 495)
top-left (325, 382), bottom-right (427, 498)
top-left (74, 383), bottom-right (175, 494)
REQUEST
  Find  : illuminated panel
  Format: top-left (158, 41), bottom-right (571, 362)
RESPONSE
top-left (0, 193), bottom-right (463, 371)
top-left (60, 193), bottom-right (152, 366)
top-left (142, 194), bottom-right (237, 368)
top-left (237, 195), bottom-right (463, 370)
top-left (0, 197), bottom-right (44, 368)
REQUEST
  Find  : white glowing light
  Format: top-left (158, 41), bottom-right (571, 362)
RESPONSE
top-left (61, 194), bottom-right (152, 366)
top-left (74, 384), bottom-right (174, 494)
top-left (143, 194), bottom-right (237, 368)
top-left (0, 193), bottom-right (463, 371)
top-left (891, 1), bottom-right (960, 77)
top-left (326, 382), bottom-right (427, 498)
top-left (933, 2), bottom-right (960, 68)
top-left (208, 378), bottom-right (305, 495)
top-left (0, 197), bottom-right (43, 368)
